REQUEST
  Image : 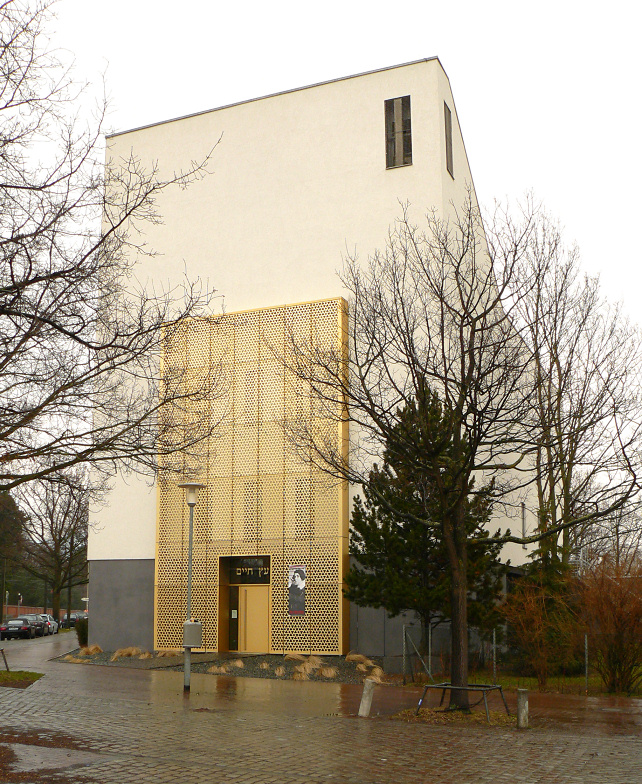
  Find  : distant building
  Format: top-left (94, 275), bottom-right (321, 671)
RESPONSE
top-left (89, 58), bottom-right (504, 655)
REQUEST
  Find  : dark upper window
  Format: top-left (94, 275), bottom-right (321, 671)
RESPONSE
top-left (444, 102), bottom-right (454, 178)
top-left (385, 96), bottom-right (412, 168)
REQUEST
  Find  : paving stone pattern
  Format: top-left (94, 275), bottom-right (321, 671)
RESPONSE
top-left (0, 683), bottom-right (640, 784)
top-left (0, 637), bottom-right (639, 784)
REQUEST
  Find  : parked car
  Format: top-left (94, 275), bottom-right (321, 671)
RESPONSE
top-left (40, 614), bottom-right (58, 635)
top-left (0, 617), bottom-right (36, 640)
top-left (20, 613), bottom-right (45, 637)
top-left (62, 612), bottom-right (78, 628)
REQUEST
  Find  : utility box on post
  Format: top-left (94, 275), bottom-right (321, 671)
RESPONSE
top-left (183, 620), bottom-right (202, 649)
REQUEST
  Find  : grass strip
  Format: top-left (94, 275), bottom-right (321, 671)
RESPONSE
top-left (0, 671), bottom-right (43, 689)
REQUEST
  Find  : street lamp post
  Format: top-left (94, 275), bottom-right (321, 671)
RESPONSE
top-left (178, 481), bottom-right (205, 693)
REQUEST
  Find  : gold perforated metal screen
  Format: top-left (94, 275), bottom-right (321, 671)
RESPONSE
top-left (156, 299), bottom-right (349, 654)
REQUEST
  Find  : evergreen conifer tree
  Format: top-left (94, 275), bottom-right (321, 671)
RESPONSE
top-left (344, 384), bottom-right (505, 649)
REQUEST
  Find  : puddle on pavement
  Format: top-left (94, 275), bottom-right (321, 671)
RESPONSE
top-left (178, 674), bottom-right (421, 720)
top-left (5, 743), bottom-right (103, 773)
top-left (524, 693), bottom-right (642, 734)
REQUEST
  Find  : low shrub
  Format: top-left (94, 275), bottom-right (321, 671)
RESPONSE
top-left (75, 617), bottom-right (88, 648)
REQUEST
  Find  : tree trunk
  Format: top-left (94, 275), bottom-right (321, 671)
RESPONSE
top-left (1, 559), bottom-right (5, 620)
top-left (449, 558), bottom-right (470, 710)
top-left (444, 501), bottom-right (470, 711)
top-left (66, 580), bottom-right (71, 627)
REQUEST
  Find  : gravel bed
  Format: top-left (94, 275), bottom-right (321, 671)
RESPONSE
top-left (172, 653), bottom-right (386, 684)
top-left (59, 649), bottom-right (386, 685)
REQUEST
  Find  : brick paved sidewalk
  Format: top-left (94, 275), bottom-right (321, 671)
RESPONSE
top-left (0, 637), bottom-right (640, 783)
top-left (0, 673), bottom-right (640, 783)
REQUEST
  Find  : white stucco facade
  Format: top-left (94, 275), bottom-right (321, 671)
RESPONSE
top-left (87, 471), bottom-right (157, 561)
top-left (90, 58), bottom-right (480, 564)
top-left (101, 58), bottom-right (472, 321)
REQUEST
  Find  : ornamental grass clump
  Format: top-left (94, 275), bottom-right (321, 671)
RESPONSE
top-left (111, 647), bottom-right (144, 661)
top-left (295, 659), bottom-right (316, 675)
top-left (78, 644), bottom-right (102, 657)
top-left (63, 655), bottom-right (86, 664)
top-left (207, 665), bottom-right (229, 675)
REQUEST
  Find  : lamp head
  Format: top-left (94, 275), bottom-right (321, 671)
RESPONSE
top-left (178, 481), bottom-right (206, 507)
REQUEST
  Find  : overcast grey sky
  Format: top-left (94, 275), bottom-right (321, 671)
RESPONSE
top-left (53, 0), bottom-right (641, 320)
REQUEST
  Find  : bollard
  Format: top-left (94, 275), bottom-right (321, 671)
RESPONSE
top-left (517, 688), bottom-right (528, 729)
top-left (184, 646), bottom-right (191, 692)
top-left (358, 678), bottom-right (376, 717)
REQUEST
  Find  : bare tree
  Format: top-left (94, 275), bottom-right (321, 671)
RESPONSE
top-left (0, 0), bottom-right (222, 493)
top-left (572, 503), bottom-right (642, 568)
top-left (281, 195), bottom-right (642, 708)
top-left (13, 471), bottom-right (90, 621)
top-left (500, 575), bottom-right (576, 691)
top-left (281, 198), bottom-right (538, 709)
top-left (512, 211), bottom-right (642, 565)
top-left (577, 551), bottom-right (642, 694)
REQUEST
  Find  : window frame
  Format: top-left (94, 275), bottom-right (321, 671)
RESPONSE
top-left (385, 95), bottom-right (412, 169)
top-left (444, 101), bottom-right (454, 179)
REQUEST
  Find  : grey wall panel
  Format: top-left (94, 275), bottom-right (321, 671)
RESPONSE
top-left (350, 605), bottom-right (386, 655)
top-left (349, 601), bottom-right (420, 657)
top-left (383, 611), bottom-right (417, 657)
top-left (349, 601), bottom-right (453, 674)
top-left (88, 559), bottom-right (155, 652)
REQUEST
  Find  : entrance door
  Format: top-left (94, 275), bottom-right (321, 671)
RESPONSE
top-left (238, 585), bottom-right (269, 652)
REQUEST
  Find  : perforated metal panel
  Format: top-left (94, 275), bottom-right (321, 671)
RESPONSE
top-left (156, 299), bottom-right (349, 654)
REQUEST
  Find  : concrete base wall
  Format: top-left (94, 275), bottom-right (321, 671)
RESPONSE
top-left (88, 559), bottom-right (155, 652)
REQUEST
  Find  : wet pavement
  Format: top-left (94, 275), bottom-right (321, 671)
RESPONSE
top-left (0, 634), bottom-right (639, 782)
